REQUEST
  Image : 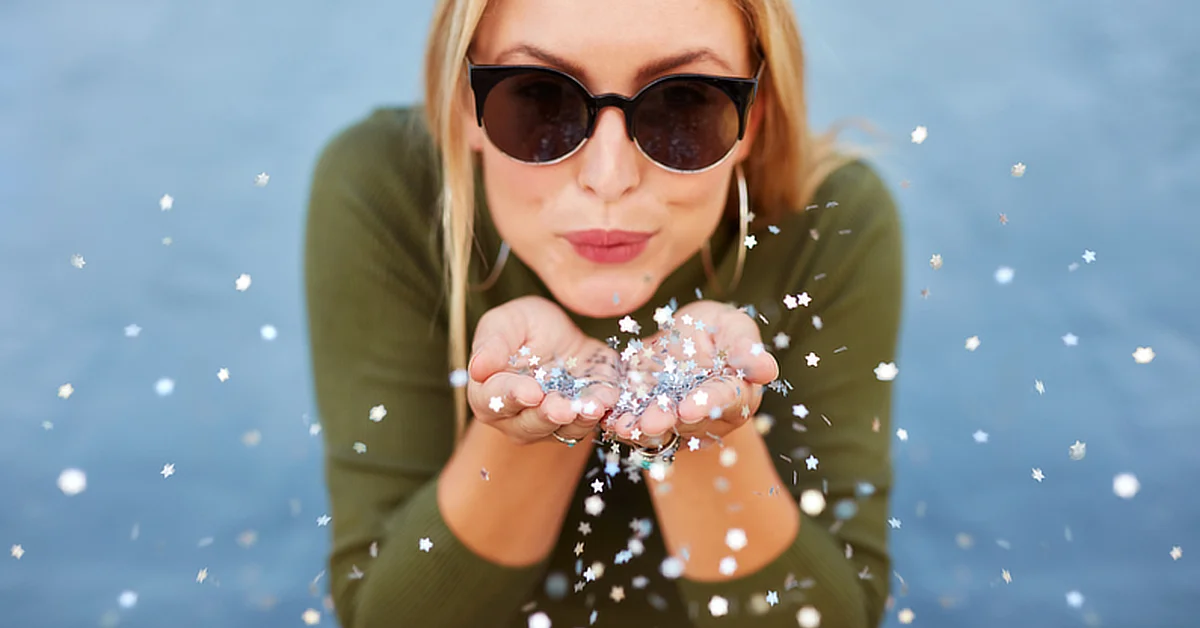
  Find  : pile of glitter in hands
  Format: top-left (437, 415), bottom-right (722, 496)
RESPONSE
top-left (511, 303), bottom-right (745, 475)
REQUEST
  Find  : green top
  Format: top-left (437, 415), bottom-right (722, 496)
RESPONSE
top-left (305, 107), bottom-right (903, 628)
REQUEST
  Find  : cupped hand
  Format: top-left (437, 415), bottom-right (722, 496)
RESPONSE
top-left (606, 300), bottom-right (779, 447)
top-left (467, 296), bottom-right (620, 446)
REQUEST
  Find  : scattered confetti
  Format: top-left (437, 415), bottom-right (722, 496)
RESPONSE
top-left (1065, 590), bottom-right (1084, 608)
top-left (1113, 473), bottom-right (1140, 499)
top-left (70, 254), bottom-right (85, 269)
top-left (797, 606), bottom-right (821, 628)
top-left (1082, 250), bottom-right (1096, 264)
top-left (896, 428), bottom-right (908, 441)
top-left (707, 595), bottom-right (729, 617)
top-left (260, 324), bottom-right (278, 341)
top-left (898, 608), bottom-right (915, 624)
top-left (196, 568), bottom-right (208, 584)
top-left (160, 463), bottom-right (175, 478)
top-left (965, 336), bottom-right (981, 351)
top-left (1170, 546), bottom-right (1183, 560)
top-left (10, 544), bottom-right (24, 559)
top-left (124, 324), bottom-right (141, 337)
top-left (910, 126), bottom-right (928, 144)
top-left (1133, 347), bottom-right (1155, 364)
top-left (527, 611), bottom-right (551, 628)
top-left (234, 274), bottom-right (252, 292)
top-left (994, 266), bottom-right (1015, 284)
top-left (929, 254), bottom-right (943, 270)
top-left (725, 528), bottom-right (747, 552)
top-left (57, 468), bottom-right (87, 495)
top-left (874, 362), bottom-right (899, 381)
top-left (254, 172), bottom-right (270, 187)
top-left (799, 489), bottom-right (826, 516)
top-left (418, 537), bottom-right (433, 552)
top-left (1032, 468), bottom-right (1045, 482)
top-left (1069, 441), bottom-right (1086, 461)
top-left (217, 368), bottom-right (230, 382)
top-left (159, 194), bottom-right (174, 211)
top-left (1011, 162), bottom-right (1026, 177)
top-left (1002, 569), bottom-right (1012, 583)
top-left (155, 378), bottom-right (175, 397)
top-left (1062, 333), bottom-right (1079, 346)
top-left (301, 608), bottom-right (321, 625)
top-left (57, 383), bottom-right (73, 399)
top-left (973, 430), bottom-right (988, 443)
top-left (368, 405), bottom-right (387, 422)
top-left (117, 591), bottom-right (138, 609)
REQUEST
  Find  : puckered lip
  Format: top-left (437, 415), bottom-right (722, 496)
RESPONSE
top-left (561, 229), bottom-right (656, 247)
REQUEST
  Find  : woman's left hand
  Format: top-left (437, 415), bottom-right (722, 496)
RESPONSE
top-left (606, 300), bottom-right (779, 446)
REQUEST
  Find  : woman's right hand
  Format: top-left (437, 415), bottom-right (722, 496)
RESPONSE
top-left (467, 296), bottom-right (619, 446)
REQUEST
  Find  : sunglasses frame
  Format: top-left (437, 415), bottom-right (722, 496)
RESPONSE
top-left (468, 60), bottom-right (764, 174)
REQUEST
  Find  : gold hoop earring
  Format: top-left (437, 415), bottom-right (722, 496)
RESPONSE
top-left (701, 163), bottom-right (749, 297)
top-left (471, 241), bottom-right (510, 292)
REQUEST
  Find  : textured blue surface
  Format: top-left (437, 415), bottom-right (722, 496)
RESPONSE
top-left (2, 1), bottom-right (1197, 626)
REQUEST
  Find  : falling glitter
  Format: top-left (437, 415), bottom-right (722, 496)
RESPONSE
top-left (1011, 162), bottom-right (1026, 177)
top-left (994, 266), bottom-right (1015, 284)
top-left (234, 274), bottom-right (252, 292)
top-left (117, 591), bottom-right (138, 609)
top-left (910, 126), bottom-right (928, 144)
top-left (154, 378), bottom-right (175, 397)
top-left (260, 324), bottom-right (278, 341)
top-left (57, 468), bottom-right (87, 495)
top-left (1113, 473), bottom-right (1140, 499)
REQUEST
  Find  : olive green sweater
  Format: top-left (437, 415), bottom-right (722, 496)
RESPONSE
top-left (304, 107), bottom-right (903, 628)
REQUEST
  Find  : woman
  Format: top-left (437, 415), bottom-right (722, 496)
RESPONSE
top-left (304, 0), bottom-right (903, 626)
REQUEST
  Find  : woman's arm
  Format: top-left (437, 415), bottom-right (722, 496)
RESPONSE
top-left (306, 109), bottom-right (587, 628)
top-left (650, 162), bottom-right (903, 627)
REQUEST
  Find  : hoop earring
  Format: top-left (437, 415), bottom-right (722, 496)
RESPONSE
top-left (701, 163), bottom-right (749, 297)
top-left (471, 241), bottom-right (510, 292)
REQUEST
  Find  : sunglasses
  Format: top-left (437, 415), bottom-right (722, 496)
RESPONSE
top-left (468, 61), bottom-right (763, 173)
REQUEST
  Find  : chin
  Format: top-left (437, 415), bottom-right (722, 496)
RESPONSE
top-left (544, 273), bottom-right (662, 320)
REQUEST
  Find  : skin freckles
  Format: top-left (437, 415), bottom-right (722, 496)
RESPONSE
top-left (465, 0), bottom-right (762, 320)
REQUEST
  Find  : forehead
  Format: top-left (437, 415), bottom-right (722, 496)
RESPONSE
top-left (473, 0), bottom-right (754, 87)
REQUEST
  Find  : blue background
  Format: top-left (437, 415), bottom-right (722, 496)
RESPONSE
top-left (2, 0), bottom-right (1197, 626)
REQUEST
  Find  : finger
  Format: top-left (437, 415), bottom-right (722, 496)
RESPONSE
top-left (552, 418), bottom-right (599, 443)
top-left (638, 404), bottom-right (677, 438)
top-left (469, 372), bottom-right (543, 421)
top-left (677, 379), bottom-right (738, 424)
top-left (469, 335), bottom-right (516, 383)
top-left (540, 392), bottom-right (578, 425)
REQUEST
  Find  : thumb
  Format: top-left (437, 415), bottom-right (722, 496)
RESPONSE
top-left (468, 336), bottom-right (509, 383)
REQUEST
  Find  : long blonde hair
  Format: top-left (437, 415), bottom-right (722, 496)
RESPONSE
top-left (423, 0), bottom-right (845, 443)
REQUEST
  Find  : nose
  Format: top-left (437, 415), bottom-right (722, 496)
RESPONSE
top-left (576, 108), bottom-right (640, 202)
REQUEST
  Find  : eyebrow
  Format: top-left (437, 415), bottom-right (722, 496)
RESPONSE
top-left (490, 43), bottom-right (738, 86)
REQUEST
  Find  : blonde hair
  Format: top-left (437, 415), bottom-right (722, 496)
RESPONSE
top-left (423, 0), bottom-right (846, 443)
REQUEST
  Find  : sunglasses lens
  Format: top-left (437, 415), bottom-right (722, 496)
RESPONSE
top-left (633, 80), bottom-right (740, 171)
top-left (482, 71), bottom-right (590, 163)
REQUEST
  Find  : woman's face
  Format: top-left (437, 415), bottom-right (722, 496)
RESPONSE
top-left (467, 0), bottom-right (761, 319)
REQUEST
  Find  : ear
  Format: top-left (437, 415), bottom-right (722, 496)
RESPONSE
top-left (732, 87), bottom-right (768, 164)
top-left (459, 98), bottom-right (485, 152)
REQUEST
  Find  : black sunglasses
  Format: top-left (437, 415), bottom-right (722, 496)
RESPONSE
top-left (468, 61), bottom-right (763, 173)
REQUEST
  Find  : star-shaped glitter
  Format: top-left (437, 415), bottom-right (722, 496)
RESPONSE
top-left (765, 590), bottom-right (778, 606)
top-left (196, 568), bottom-right (208, 583)
top-left (687, 437), bottom-right (701, 451)
top-left (911, 126), bottom-right (928, 144)
top-left (1002, 569), bottom-right (1012, 583)
top-left (234, 273), bottom-right (252, 291)
top-left (745, 235), bottom-right (757, 249)
top-left (874, 362), bottom-right (899, 381)
top-left (965, 336), bottom-right (981, 351)
top-left (973, 430), bottom-right (988, 443)
top-left (610, 586), bottom-right (625, 602)
top-left (591, 479), bottom-right (605, 493)
top-left (708, 595), bottom-right (729, 617)
top-left (693, 390), bottom-right (709, 406)
top-left (772, 332), bottom-right (790, 349)
top-left (301, 609), bottom-right (320, 625)
top-left (57, 383), bottom-right (74, 399)
top-left (1062, 333), bottom-right (1078, 346)
top-left (160, 463), bottom-right (175, 478)
top-left (998, 213), bottom-right (1008, 224)
top-left (619, 316), bottom-right (640, 334)
top-left (1132, 347), bottom-right (1155, 364)
top-left (216, 368), bottom-right (230, 382)
top-left (70, 254), bottom-right (86, 269)
top-left (887, 518), bottom-right (901, 529)
top-left (418, 537), bottom-right (433, 552)
top-left (573, 542), bottom-right (585, 556)
top-left (124, 324), bottom-right (142, 337)
top-left (488, 396), bottom-right (503, 412)
top-left (578, 522), bottom-right (591, 535)
top-left (805, 352), bottom-right (820, 367)
top-left (792, 404), bottom-right (809, 418)
top-left (929, 254), bottom-right (943, 270)
top-left (159, 194), bottom-right (174, 211)
top-left (1082, 250), bottom-right (1096, 264)
top-left (1170, 546), bottom-right (1182, 560)
top-left (1032, 468), bottom-right (1045, 482)
top-left (10, 544), bottom-right (24, 559)
top-left (1068, 440), bottom-right (1086, 460)
top-left (316, 514), bottom-right (331, 526)
top-left (896, 428), bottom-right (908, 441)
top-left (1035, 380), bottom-right (1046, 394)
top-left (368, 404), bottom-right (387, 422)
top-left (1011, 162), bottom-right (1026, 177)
top-left (254, 172), bottom-right (270, 187)
top-left (804, 455), bottom-right (818, 470)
